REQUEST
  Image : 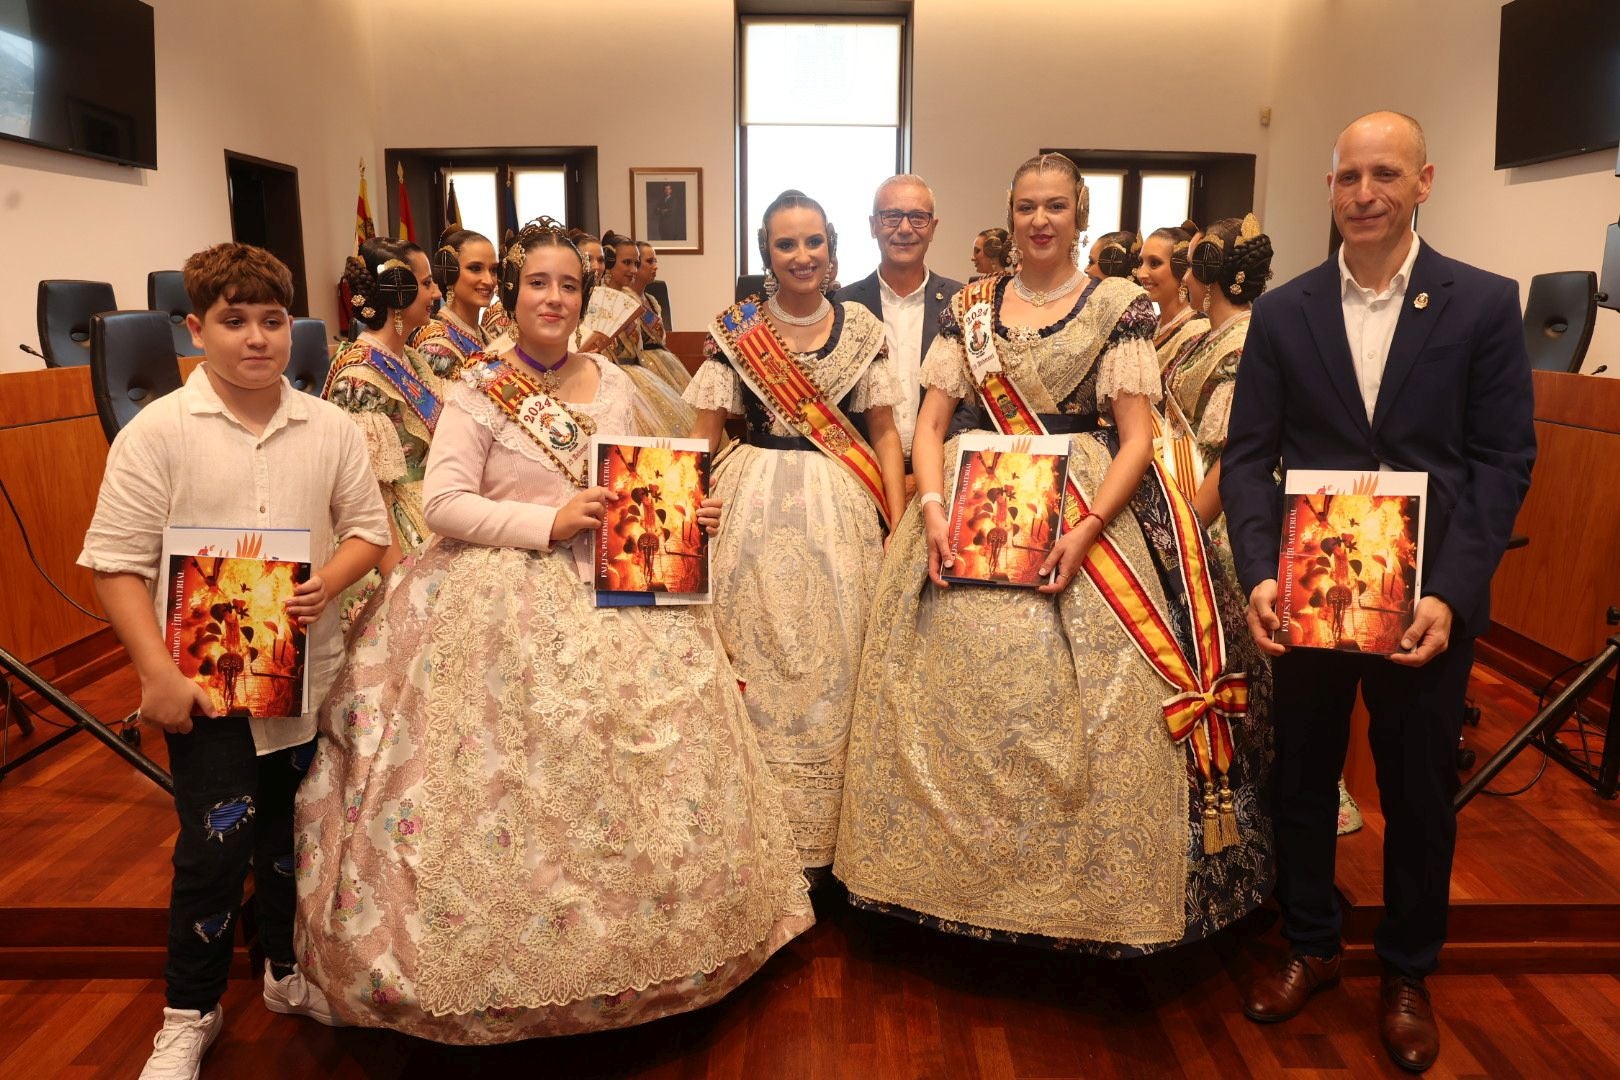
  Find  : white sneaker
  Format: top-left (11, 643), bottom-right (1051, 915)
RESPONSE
top-left (262, 964), bottom-right (349, 1027)
top-left (139, 1006), bottom-right (222, 1080)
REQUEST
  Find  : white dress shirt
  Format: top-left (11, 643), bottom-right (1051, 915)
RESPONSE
top-left (1339, 232), bottom-right (1422, 423)
top-left (877, 268), bottom-right (931, 456)
top-left (78, 365), bottom-right (391, 753)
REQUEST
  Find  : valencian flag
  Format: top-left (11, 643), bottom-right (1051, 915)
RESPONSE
top-left (445, 177), bottom-right (462, 229)
top-left (396, 162), bottom-right (416, 243)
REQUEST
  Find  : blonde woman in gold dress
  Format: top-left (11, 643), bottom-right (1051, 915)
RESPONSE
top-left (835, 155), bottom-right (1273, 956)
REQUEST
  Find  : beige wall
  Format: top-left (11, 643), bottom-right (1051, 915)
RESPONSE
top-left (361, 0), bottom-right (736, 334)
top-left (1263, 0), bottom-right (1619, 372)
top-left (912, 0), bottom-right (1282, 288)
top-left (3, 0), bottom-right (1616, 371)
top-left (0, 0), bottom-right (375, 373)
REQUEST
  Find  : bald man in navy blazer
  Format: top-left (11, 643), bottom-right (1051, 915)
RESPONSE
top-left (1221, 112), bottom-right (1535, 1073)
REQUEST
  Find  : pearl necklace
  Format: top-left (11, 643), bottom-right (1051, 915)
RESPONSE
top-left (1011, 266), bottom-right (1085, 307)
top-left (767, 294), bottom-right (832, 327)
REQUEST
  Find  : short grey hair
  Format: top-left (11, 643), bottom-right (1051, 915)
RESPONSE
top-left (872, 174), bottom-right (935, 214)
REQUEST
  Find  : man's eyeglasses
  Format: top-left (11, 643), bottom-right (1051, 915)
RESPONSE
top-left (875, 209), bottom-right (935, 230)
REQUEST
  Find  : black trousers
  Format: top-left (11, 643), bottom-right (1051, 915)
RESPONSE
top-left (1271, 639), bottom-right (1474, 978)
top-left (163, 717), bottom-right (314, 1013)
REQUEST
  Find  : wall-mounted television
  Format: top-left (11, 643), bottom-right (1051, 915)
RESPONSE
top-left (1496, 0), bottom-right (1620, 170)
top-left (0, 0), bottom-right (157, 170)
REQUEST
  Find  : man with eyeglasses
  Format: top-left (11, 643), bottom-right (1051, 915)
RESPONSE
top-left (836, 175), bottom-right (962, 464)
top-left (1223, 110), bottom-right (1536, 1074)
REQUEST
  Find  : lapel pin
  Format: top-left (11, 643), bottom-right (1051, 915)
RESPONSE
top-left (1413, 292), bottom-right (1430, 310)
top-left (934, 291), bottom-right (944, 301)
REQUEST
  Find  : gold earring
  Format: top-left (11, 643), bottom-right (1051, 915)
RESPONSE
top-left (446, 286), bottom-right (455, 307)
top-left (393, 311), bottom-right (405, 337)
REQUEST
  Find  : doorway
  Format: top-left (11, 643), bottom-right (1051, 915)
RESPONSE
top-left (224, 152), bottom-right (310, 316)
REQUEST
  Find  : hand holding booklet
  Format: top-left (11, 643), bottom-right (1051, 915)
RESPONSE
top-left (943, 433), bottom-right (1072, 588)
top-left (590, 436), bottom-right (712, 606)
top-left (160, 527), bottom-right (312, 717)
top-left (1274, 469), bottom-right (1427, 655)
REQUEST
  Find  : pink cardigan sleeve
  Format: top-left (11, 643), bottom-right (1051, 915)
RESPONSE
top-left (422, 400), bottom-right (560, 551)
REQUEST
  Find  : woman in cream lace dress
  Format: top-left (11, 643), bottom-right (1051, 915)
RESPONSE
top-left (686, 190), bottom-right (907, 874)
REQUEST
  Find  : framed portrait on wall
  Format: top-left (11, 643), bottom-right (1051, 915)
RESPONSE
top-left (630, 168), bottom-right (703, 254)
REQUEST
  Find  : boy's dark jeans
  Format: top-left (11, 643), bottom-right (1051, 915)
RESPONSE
top-left (163, 716), bottom-right (314, 1013)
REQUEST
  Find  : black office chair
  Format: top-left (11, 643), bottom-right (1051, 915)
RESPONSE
top-left (734, 275), bottom-right (766, 303)
top-left (37, 280), bottom-right (117, 367)
top-left (89, 311), bottom-right (183, 443)
top-left (645, 279), bottom-right (674, 327)
top-left (147, 270), bottom-right (203, 357)
top-left (288, 318), bottom-right (331, 395)
top-left (1523, 271), bottom-right (1597, 373)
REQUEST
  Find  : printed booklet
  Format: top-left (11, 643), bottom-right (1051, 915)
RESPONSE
top-left (590, 436), bottom-right (712, 606)
top-left (1275, 469), bottom-right (1427, 654)
top-left (159, 527), bottom-right (312, 717)
top-left (944, 433), bottom-right (1072, 587)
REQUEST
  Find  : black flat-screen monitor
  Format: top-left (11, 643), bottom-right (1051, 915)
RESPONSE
top-left (0, 0), bottom-right (157, 169)
top-left (1496, 0), bottom-right (1620, 170)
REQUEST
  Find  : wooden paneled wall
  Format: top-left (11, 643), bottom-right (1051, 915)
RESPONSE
top-left (1488, 371), bottom-right (1620, 663)
top-left (0, 368), bottom-right (111, 664)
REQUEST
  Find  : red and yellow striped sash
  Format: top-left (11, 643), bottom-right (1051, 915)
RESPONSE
top-left (967, 338), bottom-right (1248, 851)
top-left (714, 299), bottom-right (892, 529)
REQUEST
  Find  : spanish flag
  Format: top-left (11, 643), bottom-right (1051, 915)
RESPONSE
top-left (355, 160), bottom-right (376, 250)
top-left (396, 162), bottom-right (416, 243)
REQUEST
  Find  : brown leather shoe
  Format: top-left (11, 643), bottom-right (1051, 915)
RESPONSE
top-left (1380, 974), bottom-right (1439, 1073)
top-left (1242, 952), bottom-right (1342, 1022)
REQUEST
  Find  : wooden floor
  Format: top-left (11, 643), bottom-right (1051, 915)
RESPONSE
top-left (3, 658), bottom-right (1620, 1077)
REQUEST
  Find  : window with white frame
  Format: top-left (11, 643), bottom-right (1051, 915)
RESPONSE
top-left (739, 18), bottom-right (905, 280)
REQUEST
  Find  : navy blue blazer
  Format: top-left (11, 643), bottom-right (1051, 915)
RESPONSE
top-left (835, 268), bottom-right (963, 397)
top-left (1219, 243), bottom-right (1536, 641)
top-left (837, 269), bottom-right (965, 444)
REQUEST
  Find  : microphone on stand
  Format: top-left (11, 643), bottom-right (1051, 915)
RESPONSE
top-left (17, 343), bottom-right (47, 361)
top-left (1591, 364), bottom-right (1609, 376)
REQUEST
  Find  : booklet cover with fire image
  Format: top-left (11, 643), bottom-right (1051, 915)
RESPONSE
top-left (591, 436), bottom-right (711, 606)
top-left (159, 528), bottom-right (312, 717)
top-left (944, 433), bottom-right (1072, 588)
top-left (1275, 470), bottom-right (1426, 654)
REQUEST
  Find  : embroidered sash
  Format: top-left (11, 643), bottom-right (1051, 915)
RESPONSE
top-left (954, 278), bottom-right (1248, 852)
top-left (480, 362), bottom-right (594, 487)
top-left (327, 343), bottom-right (441, 432)
top-left (711, 298), bottom-right (893, 529)
top-left (639, 301), bottom-right (666, 345)
top-left (442, 316), bottom-right (483, 358)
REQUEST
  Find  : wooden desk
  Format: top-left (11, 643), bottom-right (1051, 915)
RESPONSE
top-left (1487, 371), bottom-right (1620, 667)
top-left (0, 368), bottom-right (112, 667)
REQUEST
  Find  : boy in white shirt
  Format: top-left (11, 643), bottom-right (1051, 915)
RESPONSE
top-left (78, 243), bottom-right (389, 1080)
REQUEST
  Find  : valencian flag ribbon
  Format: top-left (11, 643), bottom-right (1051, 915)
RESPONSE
top-left (714, 299), bottom-right (893, 529)
top-left (956, 277), bottom-right (1248, 853)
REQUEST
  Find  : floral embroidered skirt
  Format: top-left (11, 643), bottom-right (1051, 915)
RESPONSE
top-left (294, 539), bottom-right (812, 1043)
top-left (707, 444), bottom-right (887, 870)
top-left (834, 431), bottom-right (1274, 956)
